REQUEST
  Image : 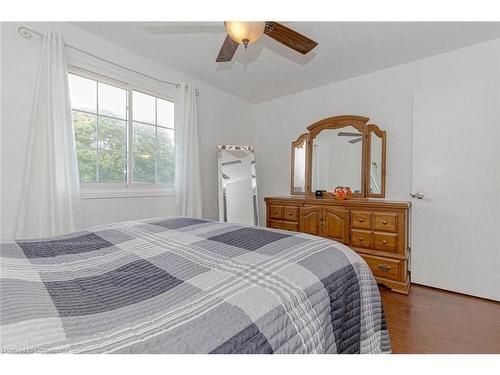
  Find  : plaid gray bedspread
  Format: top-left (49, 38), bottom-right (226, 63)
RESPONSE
top-left (0, 217), bottom-right (389, 354)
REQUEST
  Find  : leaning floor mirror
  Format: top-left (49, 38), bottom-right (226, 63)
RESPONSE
top-left (217, 145), bottom-right (259, 226)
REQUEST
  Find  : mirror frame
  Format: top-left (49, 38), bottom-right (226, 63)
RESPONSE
top-left (290, 133), bottom-right (309, 195)
top-left (289, 115), bottom-right (386, 198)
top-left (365, 124), bottom-right (387, 198)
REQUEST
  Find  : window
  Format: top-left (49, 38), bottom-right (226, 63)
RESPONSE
top-left (68, 71), bottom-right (175, 195)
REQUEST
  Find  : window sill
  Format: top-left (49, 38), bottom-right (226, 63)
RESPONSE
top-left (80, 186), bottom-right (175, 199)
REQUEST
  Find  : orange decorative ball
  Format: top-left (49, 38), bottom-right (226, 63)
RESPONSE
top-left (333, 186), bottom-right (353, 200)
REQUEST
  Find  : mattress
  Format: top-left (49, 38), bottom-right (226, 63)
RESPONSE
top-left (0, 217), bottom-right (390, 353)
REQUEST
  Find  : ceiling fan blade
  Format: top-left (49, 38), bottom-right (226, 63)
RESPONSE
top-left (338, 132), bottom-right (362, 137)
top-left (264, 22), bottom-right (318, 55)
top-left (349, 137), bottom-right (363, 144)
top-left (216, 35), bottom-right (239, 62)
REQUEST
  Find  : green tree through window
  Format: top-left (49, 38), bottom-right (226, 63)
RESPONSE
top-left (69, 72), bottom-right (175, 188)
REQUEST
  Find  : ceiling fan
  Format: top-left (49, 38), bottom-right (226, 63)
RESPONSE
top-left (142, 22), bottom-right (318, 63)
top-left (216, 21), bottom-right (318, 62)
top-left (338, 131), bottom-right (363, 144)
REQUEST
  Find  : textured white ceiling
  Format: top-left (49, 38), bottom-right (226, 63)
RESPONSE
top-left (70, 22), bottom-right (500, 103)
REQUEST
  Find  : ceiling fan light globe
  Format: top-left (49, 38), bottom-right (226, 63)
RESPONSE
top-left (225, 21), bottom-right (265, 45)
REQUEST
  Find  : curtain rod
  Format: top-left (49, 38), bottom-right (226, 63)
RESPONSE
top-left (17, 26), bottom-right (200, 96)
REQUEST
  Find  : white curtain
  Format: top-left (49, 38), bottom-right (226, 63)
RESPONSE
top-left (175, 82), bottom-right (202, 218)
top-left (15, 30), bottom-right (82, 239)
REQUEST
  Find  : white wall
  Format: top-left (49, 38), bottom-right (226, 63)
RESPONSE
top-left (254, 38), bottom-right (500, 224)
top-left (0, 22), bottom-right (254, 239)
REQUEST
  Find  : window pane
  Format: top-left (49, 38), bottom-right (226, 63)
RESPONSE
top-left (133, 154), bottom-right (155, 183)
top-left (157, 98), bottom-right (174, 128)
top-left (99, 117), bottom-right (127, 154)
top-left (157, 127), bottom-right (175, 185)
top-left (69, 74), bottom-right (96, 113)
top-left (73, 111), bottom-right (97, 149)
top-left (133, 122), bottom-right (156, 153)
top-left (76, 148), bottom-right (96, 182)
top-left (133, 122), bottom-right (156, 183)
top-left (133, 91), bottom-right (155, 124)
top-left (98, 82), bottom-right (127, 119)
top-left (98, 151), bottom-right (126, 182)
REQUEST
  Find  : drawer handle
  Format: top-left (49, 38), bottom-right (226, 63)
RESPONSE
top-left (378, 264), bottom-right (391, 272)
top-left (288, 211), bottom-right (293, 216)
top-left (273, 210), bottom-right (278, 214)
top-left (382, 240), bottom-right (388, 245)
top-left (358, 218), bottom-right (364, 222)
top-left (382, 220), bottom-right (387, 225)
top-left (358, 237), bottom-right (363, 241)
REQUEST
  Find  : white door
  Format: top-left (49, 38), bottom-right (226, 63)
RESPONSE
top-left (411, 81), bottom-right (500, 301)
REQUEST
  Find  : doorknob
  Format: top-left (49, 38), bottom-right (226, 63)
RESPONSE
top-left (410, 192), bottom-right (425, 199)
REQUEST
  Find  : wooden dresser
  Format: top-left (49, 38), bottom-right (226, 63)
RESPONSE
top-left (265, 196), bottom-right (411, 294)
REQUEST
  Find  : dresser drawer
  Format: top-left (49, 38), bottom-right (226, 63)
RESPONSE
top-left (373, 213), bottom-right (397, 232)
top-left (351, 211), bottom-right (372, 230)
top-left (282, 221), bottom-right (298, 232)
top-left (269, 205), bottom-right (283, 220)
top-left (361, 254), bottom-right (402, 281)
top-left (351, 229), bottom-right (372, 249)
top-left (373, 232), bottom-right (398, 253)
top-left (283, 206), bottom-right (299, 222)
top-left (268, 219), bottom-right (283, 229)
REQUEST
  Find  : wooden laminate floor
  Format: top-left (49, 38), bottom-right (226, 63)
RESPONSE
top-left (380, 284), bottom-right (500, 354)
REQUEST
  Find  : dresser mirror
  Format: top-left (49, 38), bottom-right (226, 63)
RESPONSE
top-left (290, 133), bottom-right (308, 194)
top-left (290, 115), bottom-right (386, 198)
top-left (217, 145), bottom-right (259, 226)
top-left (366, 124), bottom-right (386, 197)
top-left (311, 126), bottom-right (363, 195)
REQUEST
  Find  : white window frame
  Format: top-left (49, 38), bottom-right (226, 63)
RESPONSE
top-left (69, 67), bottom-right (176, 199)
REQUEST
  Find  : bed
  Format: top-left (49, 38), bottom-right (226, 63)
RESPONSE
top-left (0, 217), bottom-right (390, 354)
